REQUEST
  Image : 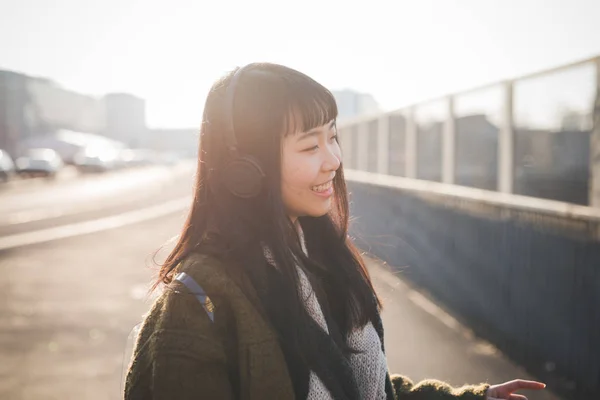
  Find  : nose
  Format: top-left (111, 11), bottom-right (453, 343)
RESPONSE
top-left (323, 144), bottom-right (341, 172)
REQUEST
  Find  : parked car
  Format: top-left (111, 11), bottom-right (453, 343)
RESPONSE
top-left (73, 147), bottom-right (122, 173)
top-left (0, 149), bottom-right (16, 182)
top-left (15, 148), bottom-right (64, 179)
top-left (119, 149), bottom-right (161, 168)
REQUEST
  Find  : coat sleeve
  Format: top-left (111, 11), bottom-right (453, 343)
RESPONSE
top-left (390, 374), bottom-right (490, 400)
top-left (123, 328), bottom-right (237, 400)
top-left (150, 352), bottom-right (236, 400)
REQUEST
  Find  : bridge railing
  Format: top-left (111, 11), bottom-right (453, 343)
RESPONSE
top-left (339, 56), bottom-right (600, 399)
top-left (338, 55), bottom-right (600, 207)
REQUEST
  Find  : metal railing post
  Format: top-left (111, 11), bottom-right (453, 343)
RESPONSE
top-left (406, 106), bottom-right (417, 178)
top-left (498, 81), bottom-right (515, 193)
top-left (442, 97), bottom-right (456, 184)
top-left (377, 114), bottom-right (390, 175)
top-left (357, 121), bottom-right (369, 171)
top-left (589, 57), bottom-right (600, 208)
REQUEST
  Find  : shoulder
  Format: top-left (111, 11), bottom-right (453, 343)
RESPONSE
top-left (174, 251), bottom-right (244, 300)
top-left (133, 248), bottom-right (271, 356)
top-left (134, 252), bottom-right (236, 353)
top-left (124, 252), bottom-right (238, 398)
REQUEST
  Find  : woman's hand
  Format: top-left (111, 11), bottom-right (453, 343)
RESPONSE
top-left (486, 379), bottom-right (546, 400)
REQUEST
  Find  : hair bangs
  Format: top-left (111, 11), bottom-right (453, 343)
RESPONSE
top-left (283, 79), bottom-right (338, 136)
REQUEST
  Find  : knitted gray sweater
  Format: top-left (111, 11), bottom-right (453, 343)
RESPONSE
top-left (263, 223), bottom-right (388, 399)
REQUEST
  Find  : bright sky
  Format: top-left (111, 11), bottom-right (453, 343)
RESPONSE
top-left (1, 0), bottom-right (599, 128)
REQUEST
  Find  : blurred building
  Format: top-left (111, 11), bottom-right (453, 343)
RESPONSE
top-left (103, 93), bottom-right (147, 148)
top-left (560, 109), bottom-right (592, 131)
top-left (332, 89), bottom-right (381, 121)
top-left (455, 114), bottom-right (499, 190)
top-left (0, 70), bottom-right (106, 157)
top-left (0, 71), bottom-right (27, 157)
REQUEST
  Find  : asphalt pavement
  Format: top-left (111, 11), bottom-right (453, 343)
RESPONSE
top-left (0, 165), bottom-right (561, 400)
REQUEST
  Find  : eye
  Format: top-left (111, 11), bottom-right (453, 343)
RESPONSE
top-left (330, 134), bottom-right (338, 143)
top-left (303, 145), bottom-right (319, 152)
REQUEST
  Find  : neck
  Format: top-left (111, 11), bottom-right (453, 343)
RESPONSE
top-left (293, 219), bottom-right (308, 256)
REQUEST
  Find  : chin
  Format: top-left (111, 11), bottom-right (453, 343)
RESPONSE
top-left (306, 210), bottom-right (330, 218)
top-left (305, 204), bottom-right (333, 218)
top-left (289, 199), bottom-right (334, 219)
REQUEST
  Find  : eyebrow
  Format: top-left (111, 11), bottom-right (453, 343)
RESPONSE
top-left (296, 120), bottom-right (336, 141)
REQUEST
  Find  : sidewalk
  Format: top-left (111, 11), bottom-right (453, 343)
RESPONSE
top-left (367, 256), bottom-right (560, 400)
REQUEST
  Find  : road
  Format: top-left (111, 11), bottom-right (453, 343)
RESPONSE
top-left (0, 165), bottom-right (560, 400)
top-left (0, 162), bottom-right (194, 238)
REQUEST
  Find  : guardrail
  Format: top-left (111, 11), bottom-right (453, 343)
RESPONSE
top-left (339, 54), bottom-right (600, 208)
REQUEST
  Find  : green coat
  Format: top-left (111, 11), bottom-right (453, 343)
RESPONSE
top-left (123, 253), bottom-right (491, 399)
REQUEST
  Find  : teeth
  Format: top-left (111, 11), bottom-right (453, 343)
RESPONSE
top-left (312, 181), bottom-right (332, 192)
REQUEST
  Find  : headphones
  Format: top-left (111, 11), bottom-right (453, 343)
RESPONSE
top-left (220, 65), bottom-right (266, 198)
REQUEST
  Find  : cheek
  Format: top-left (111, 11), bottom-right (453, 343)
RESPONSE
top-left (283, 164), bottom-right (310, 191)
top-left (282, 154), bottom-right (318, 193)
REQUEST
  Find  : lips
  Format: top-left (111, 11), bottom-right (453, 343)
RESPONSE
top-left (311, 180), bottom-right (333, 193)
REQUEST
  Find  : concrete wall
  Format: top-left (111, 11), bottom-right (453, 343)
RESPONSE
top-left (346, 170), bottom-right (600, 399)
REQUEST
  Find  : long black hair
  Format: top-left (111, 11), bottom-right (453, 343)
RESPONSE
top-left (153, 62), bottom-right (381, 375)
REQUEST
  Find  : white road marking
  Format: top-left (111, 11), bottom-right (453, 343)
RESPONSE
top-left (366, 256), bottom-right (467, 334)
top-left (3, 186), bottom-right (163, 225)
top-left (0, 196), bottom-right (191, 251)
top-left (406, 289), bottom-right (463, 332)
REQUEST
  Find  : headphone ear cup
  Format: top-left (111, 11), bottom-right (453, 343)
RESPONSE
top-left (222, 156), bottom-right (265, 198)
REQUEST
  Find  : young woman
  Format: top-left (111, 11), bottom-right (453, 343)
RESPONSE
top-left (123, 63), bottom-right (546, 400)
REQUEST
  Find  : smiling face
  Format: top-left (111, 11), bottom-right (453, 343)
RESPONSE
top-left (281, 119), bottom-right (342, 221)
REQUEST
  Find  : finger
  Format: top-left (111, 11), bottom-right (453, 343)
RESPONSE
top-left (504, 379), bottom-right (546, 391)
